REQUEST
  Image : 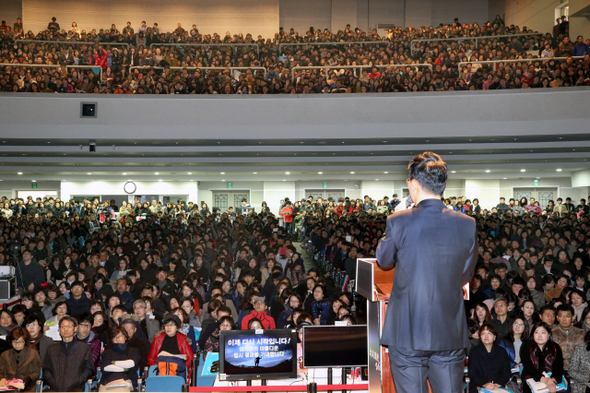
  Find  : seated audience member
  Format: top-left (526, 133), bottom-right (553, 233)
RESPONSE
top-left (241, 296), bottom-right (276, 330)
top-left (552, 304), bottom-right (586, 371)
top-left (75, 312), bottom-right (102, 368)
top-left (115, 277), bottom-right (135, 310)
top-left (540, 305), bottom-right (557, 327)
top-left (148, 314), bottom-right (193, 376)
top-left (310, 284), bottom-right (331, 325)
top-left (132, 299), bottom-right (160, 343)
top-left (92, 311), bottom-right (110, 345)
top-left (66, 281), bottom-right (92, 318)
top-left (489, 298), bottom-right (513, 339)
top-left (203, 316), bottom-right (235, 360)
top-left (170, 307), bottom-right (198, 353)
top-left (569, 289), bottom-right (588, 324)
top-left (120, 317), bottom-right (150, 371)
top-left (521, 299), bottom-right (540, 334)
top-left (199, 305), bottom-right (231, 351)
top-left (520, 322), bottom-right (566, 393)
top-left (471, 302), bottom-right (492, 328)
top-left (499, 316), bottom-right (530, 369)
top-left (248, 318), bottom-right (263, 330)
top-left (0, 310), bottom-right (16, 336)
top-left (277, 294), bottom-right (302, 328)
top-left (42, 316), bottom-right (95, 392)
top-left (99, 326), bottom-right (140, 390)
top-left (0, 327), bottom-right (41, 391)
top-left (24, 314), bottom-right (54, 365)
top-left (467, 323), bottom-right (512, 393)
top-left (568, 331), bottom-right (590, 393)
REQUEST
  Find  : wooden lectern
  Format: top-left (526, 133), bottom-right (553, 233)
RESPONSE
top-left (356, 259), bottom-right (441, 393)
top-left (355, 258), bottom-right (395, 393)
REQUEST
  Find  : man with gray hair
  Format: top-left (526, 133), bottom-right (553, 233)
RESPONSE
top-left (132, 299), bottom-right (160, 342)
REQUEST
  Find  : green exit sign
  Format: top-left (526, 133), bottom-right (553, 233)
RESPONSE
top-left (227, 182), bottom-right (233, 189)
top-left (533, 179), bottom-right (539, 186)
top-left (32, 182), bottom-right (38, 189)
top-left (322, 182), bottom-right (328, 188)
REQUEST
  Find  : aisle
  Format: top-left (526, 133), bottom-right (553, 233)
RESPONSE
top-left (293, 241), bottom-right (317, 272)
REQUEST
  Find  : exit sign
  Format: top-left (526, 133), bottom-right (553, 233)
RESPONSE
top-left (322, 182), bottom-right (328, 188)
top-left (227, 182), bottom-right (233, 189)
top-left (533, 179), bottom-right (539, 186)
top-left (32, 182), bottom-right (37, 189)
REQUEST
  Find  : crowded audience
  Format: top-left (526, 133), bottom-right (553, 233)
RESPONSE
top-left (0, 190), bottom-right (590, 389)
top-left (1, 15), bottom-right (589, 94)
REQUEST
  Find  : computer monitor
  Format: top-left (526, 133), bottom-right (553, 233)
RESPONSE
top-left (303, 325), bottom-right (368, 368)
top-left (219, 329), bottom-right (298, 381)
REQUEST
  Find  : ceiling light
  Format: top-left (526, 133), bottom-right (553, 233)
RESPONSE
top-left (221, 179), bottom-right (225, 182)
top-left (383, 171), bottom-right (388, 174)
top-left (154, 172), bottom-right (159, 175)
top-left (282, 179), bottom-right (286, 181)
top-left (220, 172), bottom-right (225, 175)
top-left (285, 172), bottom-right (290, 175)
top-left (187, 172), bottom-right (192, 175)
top-left (350, 171), bottom-right (355, 174)
top-left (318, 172), bottom-right (323, 175)
top-left (253, 172), bottom-right (257, 174)
top-left (556, 168), bottom-right (562, 172)
top-left (451, 171), bottom-right (456, 174)
top-left (375, 179), bottom-right (379, 181)
top-left (32, 180), bottom-right (36, 182)
top-left (122, 172), bottom-right (128, 175)
top-left (62, 180), bottom-right (66, 182)
top-left (158, 179), bottom-right (163, 182)
top-left (520, 169), bottom-right (526, 172)
top-left (485, 170), bottom-right (491, 173)
top-left (503, 177), bottom-right (507, 180)
top-left (17, 172), bottom-right (23, 175)
top-left (87, 173), bottom-right (92, 175)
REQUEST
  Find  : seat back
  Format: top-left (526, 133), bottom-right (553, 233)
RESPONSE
top-left (144, 376), bottom-right (185, 392)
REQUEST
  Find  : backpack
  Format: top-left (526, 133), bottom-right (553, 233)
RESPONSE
top-left (156, 355), bottom-right (187, 379)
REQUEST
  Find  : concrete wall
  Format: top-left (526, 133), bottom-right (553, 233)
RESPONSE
top-left (503, 0), bottom-right (560, 34)
top-left (279, 0), bottom-right (331, 33)
top-left (0, 0), bottom-right (22, 28)
top-left (21, 0), bottom-right (280, 38)
top-left (3, 89), bottom-right (589, 142)
top-left (5, 0), bottom-right (495, 40)
top-left (569, 0), bottom-right (590, 42)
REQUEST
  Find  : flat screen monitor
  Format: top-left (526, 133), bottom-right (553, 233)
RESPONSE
top-left (219, 329), bottom-right (298, 381)
top-left (303, 325), bottom-right (368, 368)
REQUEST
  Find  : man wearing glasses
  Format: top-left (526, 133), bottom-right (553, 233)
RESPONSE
top-left (42, 316), bottom-right (95, 391)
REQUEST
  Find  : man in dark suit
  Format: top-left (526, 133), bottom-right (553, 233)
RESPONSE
top-left (376, 152), bottom-right (478, 393)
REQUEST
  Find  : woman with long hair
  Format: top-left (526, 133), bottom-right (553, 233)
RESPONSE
top-left (520, 322), bottom-right (566, 393)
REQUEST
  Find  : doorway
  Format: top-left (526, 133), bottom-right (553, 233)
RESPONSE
top-left (514, 187), bottom-right (559, 210)
top-left (213, 191), bottom-right (250, 212)
top-left (305, 189), bottom-right (346, 202)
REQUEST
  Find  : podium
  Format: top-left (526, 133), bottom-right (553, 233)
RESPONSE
top-left (355, 258), bottom-right (395, 393)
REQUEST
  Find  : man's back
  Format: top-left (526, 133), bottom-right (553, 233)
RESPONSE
top-left (377, 199), bottom-right (478, 351)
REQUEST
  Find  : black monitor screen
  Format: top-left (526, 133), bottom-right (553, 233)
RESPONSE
top-left (303, 325), bottom-right (368, 368)
top-left (219, 329), bottom-right (297, 381)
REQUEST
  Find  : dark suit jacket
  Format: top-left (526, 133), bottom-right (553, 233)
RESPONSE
top-left (376, 198), bottom-right (478, 351)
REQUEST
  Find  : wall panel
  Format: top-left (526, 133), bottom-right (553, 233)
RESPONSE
top-left (22, 0), bottom-right (279, 39)
top-left (279, 0), bottom-right (331, 34)
top-left (0, 0), bottom-right (23, 29)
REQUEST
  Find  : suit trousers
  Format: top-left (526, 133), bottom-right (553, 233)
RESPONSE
top-left (388, 346), bottom-right (465, 393)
